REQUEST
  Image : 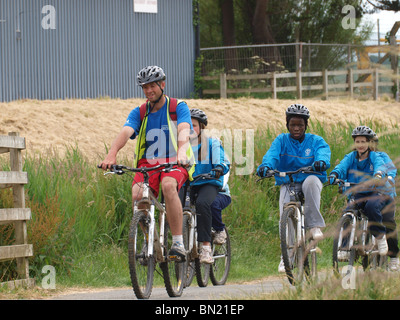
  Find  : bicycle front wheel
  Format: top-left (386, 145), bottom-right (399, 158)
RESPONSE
top-left (332, 213), bottom-right (355, 277)
top-left (210, 227), bottom-right (231, 286)
top-left (160, 219), bottom-right (186, 297)
top-left (128, 210), bottom-right (155, 299)
top-left (280, 206), bottom-right (305, 285)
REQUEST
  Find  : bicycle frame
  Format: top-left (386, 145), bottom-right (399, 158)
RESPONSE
top-left (134, 185), bottom-right (167, 263)
top-left (182, 185), bottom-right (199, 260)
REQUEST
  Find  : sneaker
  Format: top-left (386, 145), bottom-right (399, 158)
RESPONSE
top-left (213, 230), bottom-right (227, 245)
top-left (310, 227), bottom-right (324, 241)
top-left (168, 242), bottom-right (186, 262)
top-left (376, 234), bottom-right (388, 256)
top-left (337, 250), bottom-right (350, 261)
top-left (278, 257), bottom-right (285, 273)
top-left (199, 245), bottom-right (214, 264)
top-left (389, 257), bottom-right (400, 272)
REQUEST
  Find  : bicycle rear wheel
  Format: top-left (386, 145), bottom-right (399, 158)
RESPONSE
top-left (280, 206), bottom-right (305, 285)
top-left (182, 213), bottom-right (195, 288)
top-left (210, 227), bottom-right (231, 286)
top-left (128, 210), bottom-right (155, 299)
top-left (160, 219), bottom-right (186, 297)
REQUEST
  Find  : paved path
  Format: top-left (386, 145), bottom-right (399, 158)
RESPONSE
top-left (51, 277), bottom-right (286, 300)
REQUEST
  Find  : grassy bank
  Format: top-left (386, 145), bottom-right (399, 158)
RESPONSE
top-left (0, 120), bottom-right (399, 297)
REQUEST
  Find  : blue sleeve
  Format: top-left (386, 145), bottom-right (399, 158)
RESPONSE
top-left (314, 136), bottom-right (331, 169)
top-left (123, 107), bottom-right (141, 139)
top-left (331, 152), bottom-right (354, 179)
top-left (379, 152), bottom-right (397, 178)
top-left (257, 134), bottom-right (282, 174)
top-left (211, 138), bottom-right (230, 174)
top-left (176, 101), bottom-right (193, 129)
top-left (370, 152), bottom-right (387, 176)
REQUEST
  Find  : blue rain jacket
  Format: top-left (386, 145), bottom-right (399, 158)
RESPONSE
top-left (257, 133), bottom-right (331, 185)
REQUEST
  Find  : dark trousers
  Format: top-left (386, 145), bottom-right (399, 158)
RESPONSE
top-left (211, 193), bottom-right (231, 231)
top-left (382, 197), bottom-right (399, 258)
top-left (348, 192), bottom-right (386, 237)
top-left (191, 184), bottom-right (219, 243)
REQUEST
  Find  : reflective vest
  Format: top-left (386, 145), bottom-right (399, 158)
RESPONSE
top-left (134, 95), bottom-right (195, 180)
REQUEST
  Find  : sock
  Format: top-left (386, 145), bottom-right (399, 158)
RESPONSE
top-left (172, 235), bottom-right (183, 244)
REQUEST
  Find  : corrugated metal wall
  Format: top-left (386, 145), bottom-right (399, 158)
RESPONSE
top-left (0, 0), bottom-right (195, 101)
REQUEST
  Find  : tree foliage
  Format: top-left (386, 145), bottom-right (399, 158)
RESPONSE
top-left (200, 0), bottom-right (371, 47)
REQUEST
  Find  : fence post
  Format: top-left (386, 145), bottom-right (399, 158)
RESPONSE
top-left (272, 72), bottom-right (277, 99)
top-left (296, 70), bottom-right (302, 99)
top-left (323, 69), bottom-right (328, 100)
top-left (348, 68), bottom-right (354, 99)
top-left (220, 73), bottom-right (227, 99)
top-left (0, 132), bottom-right (34, 289)
top-left (373, 68), bottom-right (379, 100)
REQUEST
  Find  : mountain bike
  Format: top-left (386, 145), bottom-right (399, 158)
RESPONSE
top-left (258, 166), bottom-right (321, 285)
top-left (181, 173), bottom-right (231, 287)
top-left (330, 178), bottom-right (388, 276)
top-left (102, 163), bottom-right (186, 299)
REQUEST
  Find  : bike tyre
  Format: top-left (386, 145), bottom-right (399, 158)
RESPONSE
top-left (210, 227), bottom-right (231, 286)
top-left (332, 213), bottom-right (355, 277)
top-left (160, 219), bottom-right (186, 297)
top-left (128, 210), bottom-right (155, 299)
top-left (280, 206), bottom-right (305, 286)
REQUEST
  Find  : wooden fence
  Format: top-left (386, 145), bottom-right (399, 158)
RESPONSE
top-left (201, 68), bottom-right (395, 100)
top-left (0, 132), bottom-right (34, 289)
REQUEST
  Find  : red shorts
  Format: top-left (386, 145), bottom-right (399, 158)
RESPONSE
top-left (132, 158), bottom-right (189, 198)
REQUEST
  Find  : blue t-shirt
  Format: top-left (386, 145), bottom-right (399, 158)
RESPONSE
top-left (124, 100), bottom-right (192, 160)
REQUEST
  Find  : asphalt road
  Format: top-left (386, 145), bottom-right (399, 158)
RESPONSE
top-left (51, 277), bottom-right (286, 300)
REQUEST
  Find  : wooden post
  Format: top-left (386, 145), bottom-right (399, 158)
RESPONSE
top-left (8, 132), bottom-right (30, 280)
top-left (220, 73), bottom-right (227, 99)
top-left (373, 68), bottom-right (379, 100)
top-left (323, 69), bottom-right (328, 100)
top-left (272, 72), bottom-right (277, 99)
top-left (0, 132), bottom-right (34, 288)
top-left (348, 68), bottom-right (354, 99)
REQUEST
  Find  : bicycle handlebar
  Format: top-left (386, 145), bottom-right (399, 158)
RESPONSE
top-left (191, 173), bottom-right (220, 184)
top-left (98, 163), bottom-right (177, 176)
top-left (257, 166), bottom-right (321, 182)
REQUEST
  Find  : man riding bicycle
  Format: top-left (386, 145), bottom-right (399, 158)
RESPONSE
top-left (99, 65), bottom-right (195, 261)
top-left (256, 104), bottom-right (331, 272)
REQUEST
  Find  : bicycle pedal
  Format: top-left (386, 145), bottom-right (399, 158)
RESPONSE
top-left (168, 255), bottom-right (186, 262)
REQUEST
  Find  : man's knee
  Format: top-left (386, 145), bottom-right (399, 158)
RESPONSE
top-left (161, 177), bottom-right (178, 197)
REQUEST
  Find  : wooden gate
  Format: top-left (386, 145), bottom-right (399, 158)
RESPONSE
top-left (0, 132), bottom-right (34, 288)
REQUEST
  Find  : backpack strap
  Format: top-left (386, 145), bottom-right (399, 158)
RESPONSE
top-left (167, 97), bottom-right (178, 121)
top-left (139, 96), bottom-right (178, 122)
top-left (139, 101), bottom-right (149, 122)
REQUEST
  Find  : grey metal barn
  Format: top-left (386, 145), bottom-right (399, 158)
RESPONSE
top-left (0, 0), bottom-right (195, 102)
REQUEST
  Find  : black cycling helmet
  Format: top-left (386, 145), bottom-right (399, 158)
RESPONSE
top-left (136, 66), bottom-right (166, 87)
top-left (190, 108), bottom-right (208, 126)
top-left (286, 104), bottom-right (310, 119)
top-left (351, 126), bottom-right (376, 140)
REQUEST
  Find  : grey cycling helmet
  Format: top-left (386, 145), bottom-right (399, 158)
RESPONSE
top-left (286, 104), bottom-right (310, 119)
top-left (190, 108), bottom-right (208, 126)
top-left (351, 126), bottom-right (376, 140)
top-left (136, 66), bottom-right (166, 87)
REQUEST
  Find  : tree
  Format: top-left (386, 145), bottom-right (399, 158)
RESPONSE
top-left (366, 0), bottom-right (400, 12)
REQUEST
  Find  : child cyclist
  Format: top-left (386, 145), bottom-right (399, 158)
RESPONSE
top-left (256, 104), bottom-right (331, 272)
top-left (188, 108), bottom-right (230, 263)
top-left (370, 133), bottom-right (399, 271)
top-left (329, 126), bottom-right (389, 257)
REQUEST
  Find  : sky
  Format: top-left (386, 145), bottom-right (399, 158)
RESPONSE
top-left (362, 9), bottom-right (400, 42)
